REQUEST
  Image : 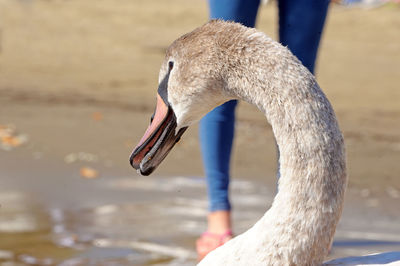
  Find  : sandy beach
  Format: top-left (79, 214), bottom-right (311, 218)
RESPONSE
top-left (0, 0), bottom-right (399, 264)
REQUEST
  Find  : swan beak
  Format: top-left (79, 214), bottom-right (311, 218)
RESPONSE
top-left (130, 94), bottom-right (187, 176)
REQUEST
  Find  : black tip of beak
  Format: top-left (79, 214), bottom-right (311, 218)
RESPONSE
top-left (129, 154), bottom-right (154, 176)
top-left (140, 167), bottom-right (154, 176)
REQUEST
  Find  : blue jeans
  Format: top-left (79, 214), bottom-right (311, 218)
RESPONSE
top-left (200, 0), bottom-right (330, 212)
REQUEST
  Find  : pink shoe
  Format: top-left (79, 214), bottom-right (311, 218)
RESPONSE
top-left (196, 230), bottom-right (233, 261)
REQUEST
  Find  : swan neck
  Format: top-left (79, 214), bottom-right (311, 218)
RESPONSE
top-left (225, 47), bottom-right (347, 264)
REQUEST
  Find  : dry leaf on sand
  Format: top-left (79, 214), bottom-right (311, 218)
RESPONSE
top-left (80, 167), bottom-right (99, 179)
top-left (92, 112), bottom-right (103, 121)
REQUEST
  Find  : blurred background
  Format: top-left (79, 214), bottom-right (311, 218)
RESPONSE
top-left (0, 0), bottom-right (399, 265)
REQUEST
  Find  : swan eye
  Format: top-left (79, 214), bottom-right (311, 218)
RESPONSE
top-left (168, 61), bottom-right (174, 71)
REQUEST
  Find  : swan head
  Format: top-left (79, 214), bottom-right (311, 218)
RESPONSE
top-left (130, 21), bottom-right (233, 175)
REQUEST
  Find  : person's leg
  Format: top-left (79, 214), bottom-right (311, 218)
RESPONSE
top-left (278, 0), bottom-right (330, 74)
top-left (197, 0), bottom-right (260, 260)
top-left (202, 0), bottom-right (261, 226)
top-left (198, 100), bottom-right (237, 261)
top-left (200, 100), bottom-right (237, 217)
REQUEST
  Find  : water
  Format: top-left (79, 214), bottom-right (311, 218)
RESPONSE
top-left (0, 176), bottom-right (271, 265)
top-left (1, 175), bottom-right (399, 265)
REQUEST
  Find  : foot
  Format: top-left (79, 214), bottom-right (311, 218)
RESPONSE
top-left (196, 230), bottom-right (233, 261)
top-left (196, 210), bottom-right (232, 261)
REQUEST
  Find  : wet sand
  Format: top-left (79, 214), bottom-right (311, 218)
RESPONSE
top-left (1, 0), bottom-right (400, 264)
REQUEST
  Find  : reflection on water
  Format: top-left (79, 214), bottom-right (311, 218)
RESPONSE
top-left (0, 177), bottom-right (399, 265)
top-left (0, 192), bottom-right (76, 265)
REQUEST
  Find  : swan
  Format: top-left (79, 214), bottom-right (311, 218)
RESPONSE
top-left (129, 20), bottom-right (400, 265)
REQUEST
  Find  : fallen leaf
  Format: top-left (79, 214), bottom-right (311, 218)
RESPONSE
top-left (92, 112), bottom-right (103, 121)
top-left (0, 125), bottom-right (28, 150)
top-left (80, 167), bottom-right (99, 179)
top-left (1, 136), bottom-right (21, 147)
